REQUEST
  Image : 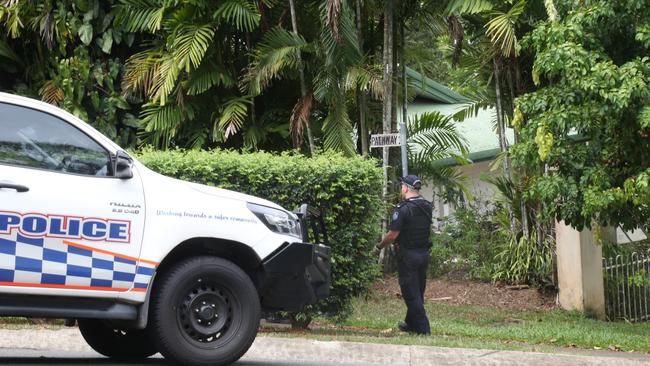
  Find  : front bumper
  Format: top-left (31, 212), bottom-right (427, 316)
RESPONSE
top-left (260, 242), bottom-right (331, 311)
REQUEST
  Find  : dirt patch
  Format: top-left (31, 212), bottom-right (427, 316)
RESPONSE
top-left (373, 275), bottom-right (558, 311)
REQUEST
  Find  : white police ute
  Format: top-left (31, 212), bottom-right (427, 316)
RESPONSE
top-left (0, 92), bottom-right (330, 366)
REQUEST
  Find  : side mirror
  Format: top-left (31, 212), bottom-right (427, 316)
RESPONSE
top-left (295, 204), bottom-right (309, 242)
top-left (114, 150), bottom-right (134, 180)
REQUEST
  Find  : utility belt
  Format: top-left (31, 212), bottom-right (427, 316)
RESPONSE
top-left (402, 245), bottom-right (431, 250)
top-left (398, 242), bottom-right (431, 250)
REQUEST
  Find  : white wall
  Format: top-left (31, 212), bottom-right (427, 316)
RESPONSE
top-left (419, 159), bottom-right (502, 226)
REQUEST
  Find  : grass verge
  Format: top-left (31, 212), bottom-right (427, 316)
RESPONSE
top-left (261, 293), bottom-right (650, 354)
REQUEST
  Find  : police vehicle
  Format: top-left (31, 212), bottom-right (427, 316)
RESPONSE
top-left (0, 92), bottom-right (331, 365)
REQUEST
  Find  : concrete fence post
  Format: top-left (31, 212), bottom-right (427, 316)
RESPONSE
top-left (555, 221), bottom-right (613, 319)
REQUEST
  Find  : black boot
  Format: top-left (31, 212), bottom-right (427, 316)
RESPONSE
top-left (398, 321), bottom-right (410, 332)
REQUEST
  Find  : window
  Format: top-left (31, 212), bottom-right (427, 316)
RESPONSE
top-left (0, 103), bottom-right (111, 176)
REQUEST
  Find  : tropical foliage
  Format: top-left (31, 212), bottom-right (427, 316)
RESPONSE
top-left (0, 0), bottom-right (468, 162)
top-left (512, 0), bottom-right (650, 232)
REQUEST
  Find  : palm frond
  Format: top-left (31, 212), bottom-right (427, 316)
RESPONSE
top-left (322, 90), bottom-right (355, 156)
top-left (215, 96), bottom-right (251, 139)
top-left (0, 38), bottom-right (20, 63)
top-left (242, 26), bottom-right (309, 95)
top-left (289, 91), bottom-right (314, 147)
top-left (122, 49), bottom-right (161, 97)
top-left (0, 2), bottom-right (24, 39)
top-left (260, 0), bottom-right (278, 7)
top-left (150, 54), bottom-right (180, 105)
top-left (325, 0), bottom-right (342, 42)
top-left (172, 24), bottom-right (215, 73)
top-left (444, 0), bottom-right (493, 15)
top-left (408, 111), bottom-right (469, 156)
top-left (406, 111), bottom-right (470, 194)
top-left (482, 173), bottom-right (517, 209)
top-left (213, 0), bottom-right (260, 32)
top-left (322, 110), bottom-right (355, 156)
top-left (313, 68), bottom-right (337, 103)
top-left (416, 13), bottom-right (449, 36)
top-left (139, 103), bottom-right (194, 149)
top-left (344, 64), bottom-right (383, 99)
top-left (319, 1), bottom-right (362, 68)
top-left (115, 0), bottom-right (168, 33)
top-left (39, 80), bottom-right (63, 105)
top-left (410, 159), bottom-right (471, 199)
top-left (485, 0), bottom-right (526, 57)
top-left (185, 62), bottom-right (235, 95)
top-left (452, 100), bottom-right (492, 122)
top-left (2, 0), bottom-right (20, 7)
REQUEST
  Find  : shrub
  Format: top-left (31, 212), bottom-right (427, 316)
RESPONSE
top-left (429, 202), bottom-right (555, 286)
top-left (135, 148), bottom-right (383, 321)
top-left (429, 206), bottom-right (502, 280)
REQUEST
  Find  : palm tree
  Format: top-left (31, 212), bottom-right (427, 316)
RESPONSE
top-left (443, 0), bottom-right (530, 176)
top-left (287, 0), bottom-right (316, 155)
top-left (117, 0), bottom-right (267, 149)
top-left (443, 0), bottom-right (553, 245)
top-left (407, 111), bottom-right (470, 195)
top-left (242, 1), bottom-right (368, 156)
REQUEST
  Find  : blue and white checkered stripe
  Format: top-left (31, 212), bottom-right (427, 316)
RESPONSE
top-left (0, 233), bottom-right (155, 291)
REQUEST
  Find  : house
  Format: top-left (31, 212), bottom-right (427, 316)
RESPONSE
top-left (401, 68), bottom-right (514, 224)
top-left (403, 69), bottom-right (647, 242)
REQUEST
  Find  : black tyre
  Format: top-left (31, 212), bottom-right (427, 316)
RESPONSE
top-left (150, 256), bottom-right (261, 366)
top-left (77, 319), bottom-right (158, 359)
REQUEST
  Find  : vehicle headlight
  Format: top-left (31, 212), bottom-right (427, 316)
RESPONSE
top-left (247, 203), bottom-right (302, 240)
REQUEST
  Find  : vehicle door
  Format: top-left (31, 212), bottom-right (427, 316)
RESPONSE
top-left (0, 101), bottom-right (146, 298)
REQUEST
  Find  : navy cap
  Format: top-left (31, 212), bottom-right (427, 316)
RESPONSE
top-left (401, 175), bottom-right (422, 190)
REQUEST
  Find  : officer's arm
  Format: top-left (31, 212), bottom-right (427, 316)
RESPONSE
top-left (377, 230), bottom-right (400, 249)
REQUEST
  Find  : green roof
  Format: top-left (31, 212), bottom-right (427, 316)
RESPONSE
top-left (402, 68), bottom-right (513, 167)
top-left (406, 101), bottom-right (514, 167)
top-left (406, 68), bottom-right (471, 104)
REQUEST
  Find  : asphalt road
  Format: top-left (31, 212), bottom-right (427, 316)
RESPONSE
top-left (1, 328), bottom-right (650, 366)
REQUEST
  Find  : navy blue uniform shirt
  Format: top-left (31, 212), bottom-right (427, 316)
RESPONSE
top-left (390, 197), bottom-right (433, 249)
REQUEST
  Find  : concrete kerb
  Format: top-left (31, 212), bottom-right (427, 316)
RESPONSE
top-left (0, 328), bottom-right (650, 366)
top-left (249, 337), bottom-right (650, 366)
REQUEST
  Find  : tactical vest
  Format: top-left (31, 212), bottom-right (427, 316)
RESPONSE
top-left (398, 197), bottom-right (433, 249)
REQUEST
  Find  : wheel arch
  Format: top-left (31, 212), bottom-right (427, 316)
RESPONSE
top-left (155, 237), bottom-right (266, 291)
top-left (135, 237), bottom-right (272, 330)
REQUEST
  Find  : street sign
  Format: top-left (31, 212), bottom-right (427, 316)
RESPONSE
top-left (370, 133), bottom-right (402, 148)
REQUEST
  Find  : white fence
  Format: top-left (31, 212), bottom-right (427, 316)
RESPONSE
top-left (603, 250), bottom-right (650, 322)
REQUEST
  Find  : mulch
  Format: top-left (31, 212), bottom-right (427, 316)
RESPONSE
top-left (372, 275), bottom-right (558, 311)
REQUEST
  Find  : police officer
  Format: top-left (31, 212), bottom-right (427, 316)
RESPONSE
top-left (376, 175), bottom-right (432, 335)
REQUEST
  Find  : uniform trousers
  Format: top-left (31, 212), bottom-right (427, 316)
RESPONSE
top-left (397, 247), bottom-right (431, 335)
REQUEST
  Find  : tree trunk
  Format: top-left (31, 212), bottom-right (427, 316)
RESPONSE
top-left (391, 17), bottom-right (398, 134)
top-left (382, 0), bottom-right (393, 192)
top-left (493, 57), bottom-right (516, 233)
top-left (356, 0), bottom-right (369, 156)
top-left (506, 63), bottom-right (529, 238)
top-left (388, 14), bottom-right (399, 186)
top-left (493, 58), bottom-right (510, 177)
top-left (400, 19), bottom-right (408, 176)
top-left (288, 0), bottom-right (315, 156)
top-left (379, 0), bottom-right (393, 266)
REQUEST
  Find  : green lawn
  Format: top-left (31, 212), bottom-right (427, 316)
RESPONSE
top-left (262, 294), bottom-right (650, 354)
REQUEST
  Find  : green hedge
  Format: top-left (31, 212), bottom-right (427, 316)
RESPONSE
top-left (135, 148), bottom-right (383, 319)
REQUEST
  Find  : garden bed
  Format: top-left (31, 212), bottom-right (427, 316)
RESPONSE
top-left (372, 275), bottom-right (557, 311)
